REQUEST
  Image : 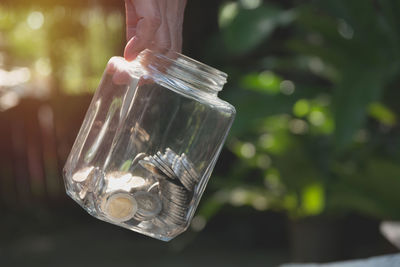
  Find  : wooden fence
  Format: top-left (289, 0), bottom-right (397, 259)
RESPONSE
top-left (0, 95), bottom-right (92, 208)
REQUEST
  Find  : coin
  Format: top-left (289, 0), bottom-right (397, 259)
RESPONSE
top-left (164, 148), bottom-right (179, 165)
top-left (180, 153), bottom-right (200, 182)
top-left (71, 166), bottom-right (101, 199)
top-left (105, 171), bottom-right (146, 193)
top-left (153, 154), bottom-right (176, 179)
top-left (147, 182), bottom-right (160, 194)
top-left (159, 179), bottom-right (191, 205)
top-left (131, 152), bottom-right (147, 167)
top-left (158, 208), bottom-right (187, 226)
top-left (72, 166), bottom-right (95, 183)
top-left (133, 191), bottom-right (162, 221)
top-left (171, 159), bottom-right (196, 191)
top-left (102, 191), bottom-right (138, 223)
top-left (139, 157), bottom-right (166, 178)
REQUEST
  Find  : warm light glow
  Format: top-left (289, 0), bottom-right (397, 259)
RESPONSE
top-left (27, 11), bottom-right (44, 30)
top-left (0, 67), bottom-right (31, 87)
top-left (35, 58), bottom-right (52, 76)
top-left (0, 91), bottom-right (19, 111)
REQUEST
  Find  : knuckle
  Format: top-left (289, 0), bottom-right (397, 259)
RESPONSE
top-left (148, 13), bottom-right (161, 29)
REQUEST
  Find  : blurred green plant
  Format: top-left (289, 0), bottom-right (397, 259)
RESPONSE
top-left (196, 0), bottom-right (400, 224)
top-left (2, 0), bottom-right (400, 229)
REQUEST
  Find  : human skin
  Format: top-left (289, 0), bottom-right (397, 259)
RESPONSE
top-left (107, 0), bottom-right (187, 85)
top-left (124, 0), bottom-right (187, 61)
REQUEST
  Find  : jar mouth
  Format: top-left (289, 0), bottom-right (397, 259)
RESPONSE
top-left (137, 49), bottom-right (227, 94)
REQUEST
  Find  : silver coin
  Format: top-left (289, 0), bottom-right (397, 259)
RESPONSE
top-left (164, 148), bottom-right (179, 163)
top-left (171, 156), bottom-right (182, 178)
top-left (133, 191), bottom-right (162, 221)
top-left (148, 155), bottom-right (173, 179)
top-left (153, 153), bottom-right (176, 178)
top-left (131, 152), bottom-right (147, 167)
top-left (160, 192), bottom-right (189, 208)
top-left (160, 190), bottom-right (189, 205)
top-left (157, 151), bottom-right (177, 173)
top-left (158, 210), bottom-right (186, 226)
top-left (72, 166), bottom-right (101, 199)
top-left (180, 153), bottom-right (200, 182)
top-left (161, 196), bottom-right (188, 213)
top-left (147, 182), bottom-right (160, 194)
top-left (159, 179), bottom-right (189, 198)
top-left (171, 159), bottom-right (196, 191)
top-left (160, 187), bottom-right (189, 204)
top-left (105, 171), bottom-right (147, 193)
top-left (139, 158), bottom-right (166, 178)
top-left (72, 166), bottom-right (95, 183)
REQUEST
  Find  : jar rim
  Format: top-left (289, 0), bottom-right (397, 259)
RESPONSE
top-left (137, 49), bottom-right (228, 94)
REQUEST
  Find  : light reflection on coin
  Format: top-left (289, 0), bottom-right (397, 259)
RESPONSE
top-left (72, 166), bottom-right (95, 183)
top-left (105, 172), bottom-right (146, 193)
top-left (131, 152), bottom-right (147, 167)
top-left (155, 152), bottom-right (176, 178)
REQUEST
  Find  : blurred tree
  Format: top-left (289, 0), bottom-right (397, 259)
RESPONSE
top-left (196, 0), bottom-right (400, 224)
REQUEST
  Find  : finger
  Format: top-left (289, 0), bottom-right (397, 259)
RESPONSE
top-left (154, 0), bottom-right (171, 52)
top-left (124, 0), bottom-right (161, 61)
top-left (125, 0), bottom-right (138, 41)
top-left (112, 70), bottom-right (133, 85)
top-left (106, 56), bottom-right (122, 74)
top-left (107, 57), bottom-right (134, 85)
top-left (166, 0), bottom-right (187, 52)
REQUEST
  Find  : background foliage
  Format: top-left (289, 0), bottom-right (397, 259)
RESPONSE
top-left (1, 0), bottom-right (400, 264)
top-left (199, 0), bottom-right (400, 221)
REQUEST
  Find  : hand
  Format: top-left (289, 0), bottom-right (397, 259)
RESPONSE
top-left (124, 0), bottom-right (187, 61)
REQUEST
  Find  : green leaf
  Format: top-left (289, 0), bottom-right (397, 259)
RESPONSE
top-left (240, 71), bottom-right (282, 94)
top-left (368, 102), bottom-right (397, 126)
top-left (222, 4), bottom-right (294, 55)
top-left (329, 159), bottom-right (400, 219)
top-left (333, 68), bottom-right (384, 150)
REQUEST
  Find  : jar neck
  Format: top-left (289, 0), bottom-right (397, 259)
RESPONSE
top-left (137, 49), bottom-right (227, 96)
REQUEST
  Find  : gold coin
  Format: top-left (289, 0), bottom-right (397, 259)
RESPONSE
top-left (104, 192), bottom-right (137, 222)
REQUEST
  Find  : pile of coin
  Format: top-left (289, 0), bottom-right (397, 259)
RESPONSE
top-left (71, 166), bottom-right (101, 200)
top-left (139, 148), bottom-right (200, 192)
top-left (101, 171), bottom-right (162, 223)
top-left (139, 148), bottom-right (200, 226)
top-left (69, 148), bottom-right (200, 228)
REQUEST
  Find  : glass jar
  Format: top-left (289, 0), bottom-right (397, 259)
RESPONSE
top-left (63, 49), bottom-right (236, 241)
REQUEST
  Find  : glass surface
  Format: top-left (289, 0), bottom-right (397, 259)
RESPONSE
top-left (63, 50), bottom-right (235, 241)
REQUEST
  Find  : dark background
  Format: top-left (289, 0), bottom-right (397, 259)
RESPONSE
top-left (1, 0), bottom-right (400, 266)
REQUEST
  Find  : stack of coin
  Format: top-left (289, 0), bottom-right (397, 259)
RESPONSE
top-left (139, 156), bottom-right (169, 178)
top-left (139, 148), bottom-right (200, 191)
top-left (158, 179), bottom-right (191, 225)
top-left (137, 148), bottom-right (201, 227)
top-left (171, 156), bottom-right (200, 192)
top-left (133, 191), bottom-right (162, 221)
